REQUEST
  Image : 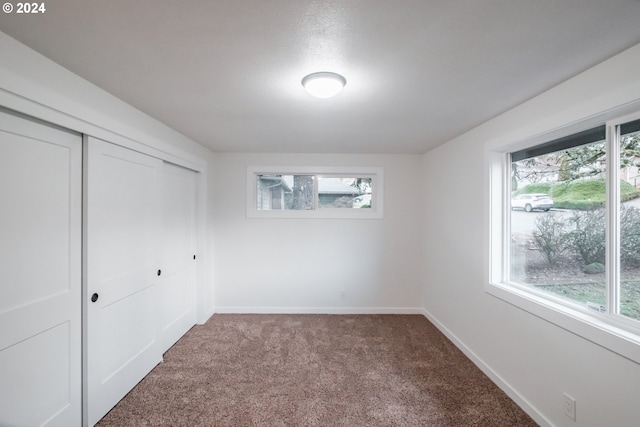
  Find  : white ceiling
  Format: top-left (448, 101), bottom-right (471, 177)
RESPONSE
top-left (2, 1), bottom-right (640, 154)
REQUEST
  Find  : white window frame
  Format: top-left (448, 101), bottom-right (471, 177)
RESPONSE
top-left (486, 104), bottom-right (640, 365)
top-left (246, 166), bottom-right (384, 219)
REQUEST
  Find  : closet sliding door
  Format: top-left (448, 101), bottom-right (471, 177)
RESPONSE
top-left (85, 137), bottom-right (163, 425)
top-left (159, 162), bottom-right (198, 353)
top-left (85, 139), bottom-right (200, 425)
top-left (0, 108), bottom-right (82, 427)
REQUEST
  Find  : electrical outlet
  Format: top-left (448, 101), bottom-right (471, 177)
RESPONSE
top-left (563, 393), bottom-right (576, 421)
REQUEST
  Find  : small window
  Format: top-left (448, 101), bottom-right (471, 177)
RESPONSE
top-left (247, 167), bottom-right (383, 219)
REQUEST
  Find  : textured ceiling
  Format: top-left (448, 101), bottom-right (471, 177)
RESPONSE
top-left (2, 0), bottom-right (640, 154)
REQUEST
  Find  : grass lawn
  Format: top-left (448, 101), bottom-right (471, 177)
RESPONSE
top-left (537, 280), bottom-right (640, 321)
top-left (511, 236), bottom-right (640, 321)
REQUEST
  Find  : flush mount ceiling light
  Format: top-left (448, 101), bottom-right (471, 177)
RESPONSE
top-left (301, 72), bottom-right (347, 98)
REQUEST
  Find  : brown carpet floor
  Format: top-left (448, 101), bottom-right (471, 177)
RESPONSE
top-left (96, 314), bottom-right (537, 426)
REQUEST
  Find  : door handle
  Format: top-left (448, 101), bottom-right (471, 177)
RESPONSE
top-left (91, 293), bottom-right (99, 303)
top-left (157, 269), bottom-right (162, 276)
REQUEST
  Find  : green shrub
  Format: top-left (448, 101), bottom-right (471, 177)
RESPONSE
top-left (582, 262), bottom-right (605, 274)
top-left (526, 202), bottom-right (640, 268)
top-left (621, 206), bottom-right (640, 267)
top-left (566, 209), bottom-right (606, 265)
top-left (531, 213), bottom-right (568, 265)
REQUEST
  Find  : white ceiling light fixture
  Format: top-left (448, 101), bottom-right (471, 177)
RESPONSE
top-left (301, 72), bottom-right (347, 98)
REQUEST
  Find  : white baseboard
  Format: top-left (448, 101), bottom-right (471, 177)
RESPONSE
top-left (418, 307), bottom-right (552, 427)
top-left (197, 307), bottom-right (216, 325)
top-left (213, 306), bottom-right (425, 315)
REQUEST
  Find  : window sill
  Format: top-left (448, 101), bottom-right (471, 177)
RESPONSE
top-left (247, 209), bottom-right (383, 220)
top-left (486, 281), bottom-right (640, 365)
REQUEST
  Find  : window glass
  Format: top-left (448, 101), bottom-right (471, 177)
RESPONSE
top-left (510, 135), bottom-right (608, 310)
top-left (256, 174), bottom-right (314, 210)
top-left (619, 121), bottom-right (640, 321)
top-left (317, 177), bottom-right (372, 209)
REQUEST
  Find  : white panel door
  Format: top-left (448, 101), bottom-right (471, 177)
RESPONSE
top-left (159, 162), bottom-right (198, 352)
top-left (0, 109), bottom-right (82, 427)
top-left (85, 137), bottom-right (163, 425)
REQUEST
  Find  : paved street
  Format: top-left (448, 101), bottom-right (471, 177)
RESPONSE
top-left (511, 197), bottom-right (640, 236)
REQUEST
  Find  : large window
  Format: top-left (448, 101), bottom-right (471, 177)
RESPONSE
top-left (247, 167), bottom-right (383, 219)
top-left (489, 109), bottom-right (640, 362)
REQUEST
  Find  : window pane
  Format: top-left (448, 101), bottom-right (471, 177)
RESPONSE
top-left (619, 123), bottom-right (640, 322)
top-left (317, 177), bottom-right (372, 209)
top-left (510, 136), bottom-right (607, 311)
top-left (256, 175), bottom-right (314, 210)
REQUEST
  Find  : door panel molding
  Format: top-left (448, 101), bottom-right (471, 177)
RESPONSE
top-left (0, 109), bottom-right (81, 427)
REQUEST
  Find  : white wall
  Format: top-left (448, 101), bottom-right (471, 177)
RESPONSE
top-left (0, 31), bottom-right (217, 320)
top-left (421, 43), bottom-right (640, 426)
top-left (212, 153), bottom-right (423, 312)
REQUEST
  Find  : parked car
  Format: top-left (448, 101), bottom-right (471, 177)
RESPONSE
top-left (511, 193), bottom-right (553, 212)
top-left (353, 194), bottom-right (371, 208)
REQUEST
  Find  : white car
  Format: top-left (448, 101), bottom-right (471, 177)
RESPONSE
top-left (353, 194), bottom-right (371, 207)
top-left (511, 193), bottom-right (553, 212)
